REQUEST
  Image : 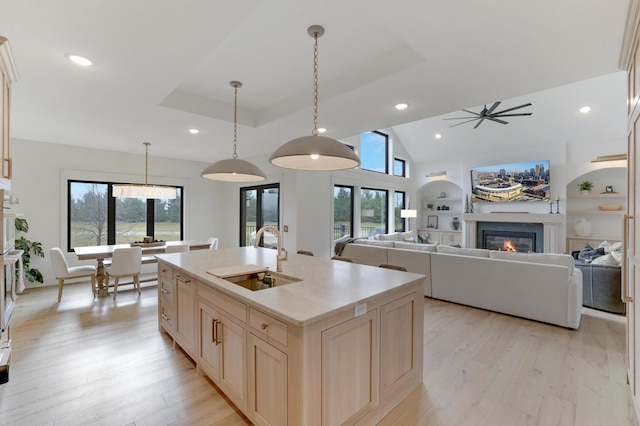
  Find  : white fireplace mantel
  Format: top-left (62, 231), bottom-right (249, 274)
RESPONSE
top-left (463, 213), bottom-right (562, 253)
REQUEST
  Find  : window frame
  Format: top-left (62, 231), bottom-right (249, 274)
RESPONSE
top-left (67, 179), bottom-right (184, 252)
top-left (239, 183), bottom-right (280, 247)
top-left (333, 184), bottom-right (354, 241)
top-left (393, 158), bottom-right (406, 177)
top-left (360, 130), bottom-right (389, 174)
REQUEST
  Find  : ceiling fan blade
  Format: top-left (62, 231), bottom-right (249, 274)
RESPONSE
top-left (461, 109), bottom-right (482, 116)
top-left (486, 101), bottom-right (501, 114)
top-left (493, 112), bottom-right (533, 117)
top-left (448, 118), bottom-right (481, 127)
top-left (443, 116), bottom-right (478, 120)
top-left (474, 118), bottom-right (487, 129)
top-left (486, 117), bottom-right (509, 125)
top-left (493, 103), bottom-right (532, 115)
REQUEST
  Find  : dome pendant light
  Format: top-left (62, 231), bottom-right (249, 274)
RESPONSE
top-left (201, 81), bottom-right (266, 182)
top-left (269, 25), bottom-right (360, 171)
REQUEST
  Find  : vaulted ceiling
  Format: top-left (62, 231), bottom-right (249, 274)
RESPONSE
top-left (0, 0), bottom-right (630, 164)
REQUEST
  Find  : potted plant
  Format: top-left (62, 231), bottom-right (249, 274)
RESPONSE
top-left (578, 181), bottom-right (594, 194)
top-left (426, 203), bottom-right (434, 211)
top-left (14, 217), bottom-right (44, 284)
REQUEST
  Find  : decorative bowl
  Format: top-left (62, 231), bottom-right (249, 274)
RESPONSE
top-left (598, 204), bottom-right (623, 211)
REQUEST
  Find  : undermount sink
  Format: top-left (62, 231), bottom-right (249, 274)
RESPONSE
top-left (224, 271), bottom-right (302, 291)
top-left (206, 264), bottom-right (301, 291)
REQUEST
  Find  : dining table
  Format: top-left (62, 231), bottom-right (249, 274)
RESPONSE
top-left (74, 240), bottom-right (210, 297)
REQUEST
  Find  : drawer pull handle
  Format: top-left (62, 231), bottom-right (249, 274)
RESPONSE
top-left (161, 288), bottom-right (169, 295)
top-left (214, 319), bottom-right (222, 345)
top-left (176, 275), bottom-right (191, 284)
top-left (212, 319), bottom-right (217, 343)
top-left (261, 323), bottom-right (269, 330)
top-left (161, 314), bottom-right (169, 321)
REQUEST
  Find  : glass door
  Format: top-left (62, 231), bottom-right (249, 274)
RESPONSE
top-left (240, 184), bottom-right (280, 248)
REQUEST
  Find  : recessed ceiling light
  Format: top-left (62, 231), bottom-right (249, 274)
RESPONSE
top-left (395, 103), bottom-right (409, 110)
top-left (188, 128), bottom-right (200, 134)
top-left (317, 128), bottom-right (327, 133)
top-left (435, 133), bottom-right (442, 139)
top-left (580, 106), bottom-right (591, 113)
top-left (66, 54), bottom-right (94, 67)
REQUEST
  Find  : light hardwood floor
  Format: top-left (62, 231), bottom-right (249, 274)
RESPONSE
top-left (0, 281), bottom-right (637, 426)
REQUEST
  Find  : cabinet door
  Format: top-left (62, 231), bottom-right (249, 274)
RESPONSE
top-left (379, 294), bottom-right (416, 401)
top-left (218, 312), bottom-right (247, 412)
top-left (174, 274), bottom-right (196, 356)
top-left (438, 232), bottom-right (461, 246)
top-left (248, 334), bottom-right (287, 426)
top-left (199, 301), bottom-right (220, 381)
top-left (321, 310), bottom-right (378, 426)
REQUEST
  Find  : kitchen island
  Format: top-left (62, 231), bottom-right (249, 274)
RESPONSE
top-left (156, 247), bottom-right (424, 425)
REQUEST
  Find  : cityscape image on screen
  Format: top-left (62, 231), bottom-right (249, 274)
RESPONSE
top-left (470, 160), bottom-right (550, 203)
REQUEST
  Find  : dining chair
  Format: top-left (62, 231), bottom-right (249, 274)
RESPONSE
top-left (50, 247), bottom-right (97, 302)
top-left (207, 237), bottom-right (219, 250)
top-left (331, 256), bottom-right (353, 263)
top-left (106, 247), bottom-right (142, 299)
top-left (165, 244), bottom-right (190, 253)
top-left (379, 264), bottom-right (408, 271)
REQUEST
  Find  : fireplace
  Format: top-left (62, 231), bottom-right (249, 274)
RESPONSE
top-left (477, 221), bottom-right (544, 252)
top-left (483, 230), bottom-right (536, 252)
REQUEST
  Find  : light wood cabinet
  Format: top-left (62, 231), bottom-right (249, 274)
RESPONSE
top-left (248, 333), bottom-right (288, 426)
top-left (174, 273), bottom-right (196, 357)
top-left (198, 300), bottom-right (247, 411)
top-left (157, 257), bottom-right (423, 426)
top-left (0, 36), bottom-right (16, 189)
top-left (321, 309), bottom-right (378, 425)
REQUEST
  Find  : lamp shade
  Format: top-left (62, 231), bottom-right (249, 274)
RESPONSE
top-left (400, 209), bottom-right (417, 218)
top-left (201, 158), bottom-right (266, 182)
top-left (269, 135), bottom-right (360, 171)
top-left (112, 184), bottom-right (176, 199)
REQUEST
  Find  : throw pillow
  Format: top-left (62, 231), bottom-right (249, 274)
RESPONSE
top-left (592, 253), bottom-right (619, 266)
top-left (578, 245), bottom-right (605, 261)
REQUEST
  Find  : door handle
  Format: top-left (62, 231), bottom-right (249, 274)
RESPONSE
top-left (214, 319), bottom-right (222, 345)
top-left (623, 214), bottom-right (634, 303)
top-left (212, 319), bottom-right (217, 343)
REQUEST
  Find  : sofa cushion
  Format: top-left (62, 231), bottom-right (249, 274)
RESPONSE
top-left (375, 233), bottom-right (399, 241)
top-left (436, 245), bottom-right (490, 258)
top-left (578, 245), bottom-right (605, 261)
top-left (353, 239), bottom-right (395, 248)
top-left (399, 231), bottom-right (416, 242)
top-left (592, 253), bottom-right (620, 266)
top-left (394, 241), bottom-right (438, 252)
top-left (489, 251), bottom-right (575, 278)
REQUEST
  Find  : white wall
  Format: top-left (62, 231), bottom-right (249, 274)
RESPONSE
top-left (12, 138), bottom-right (227, 287)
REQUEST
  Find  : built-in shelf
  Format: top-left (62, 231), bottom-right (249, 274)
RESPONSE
top-left (567, 209), bottom-right (626, 215)
top-left (567, 193), bottom-right (625, 199)
top-left (422, 210), bottom-right (463, 215)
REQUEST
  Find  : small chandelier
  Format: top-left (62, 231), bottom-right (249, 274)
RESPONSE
top-left (201, 81), bottom-right (266, 182)
top-left (112, 142), bottom-right (177, 199)
top-left (269, 25), bottom-right (360, 171)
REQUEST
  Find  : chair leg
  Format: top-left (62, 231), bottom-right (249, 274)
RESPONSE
top-left (57, 278), bottom-right (64, 302)
top-left (135, 274), bottom-right (141, 295)
top-left (113, 277), bottom-right (119, 299)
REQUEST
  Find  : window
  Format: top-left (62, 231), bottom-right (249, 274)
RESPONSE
top-left (394, 158), bottom-right (406, 177)
top-left (394, 191), bottom-right (406, 232)
top-left (360, 188), bottom-right (388, 237)
top-left (240, 183), bottom-right (280, 248)
top-left (68, 180), bottom-right (183, 251)
top-left (360, 131), bottom-right (388, 174)
top-left (333, 185), bottom-right (354, 241)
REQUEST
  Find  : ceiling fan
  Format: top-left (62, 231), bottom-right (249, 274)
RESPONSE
top-left (444, 101), bottom-right (532, 129)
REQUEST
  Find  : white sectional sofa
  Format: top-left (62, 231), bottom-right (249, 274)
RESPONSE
top-left (340, 239), bottom-right (582, 329)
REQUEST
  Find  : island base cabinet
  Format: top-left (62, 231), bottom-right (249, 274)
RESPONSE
top-left (248, 333), bottom-right (288, 426)
top-left (174, 274), bottom-right (196, 358)
top-left (321, 310), bottom-right (378, 426)
top-left (198, 300), bottom-right (247, 412)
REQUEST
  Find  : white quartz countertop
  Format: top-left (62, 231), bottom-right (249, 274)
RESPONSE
top-left (156, 247), bottom-right (425, 326)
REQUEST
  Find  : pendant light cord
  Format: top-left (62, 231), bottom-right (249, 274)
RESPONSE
top-left (232, 82), bottom-right (239, 159)
top-left (312, 30), bottom-right (319, 137)
top-left (143, 142), bottom-right (150, 185)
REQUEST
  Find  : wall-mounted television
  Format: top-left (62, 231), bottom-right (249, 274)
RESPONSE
top-left (470, 160), bottom-right (550, 203)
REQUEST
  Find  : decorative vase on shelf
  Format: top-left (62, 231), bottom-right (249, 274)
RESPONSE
top-left (573, 218), bottom-right (592, 237)
top-left (450, 217), bottom-right (461, 231)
